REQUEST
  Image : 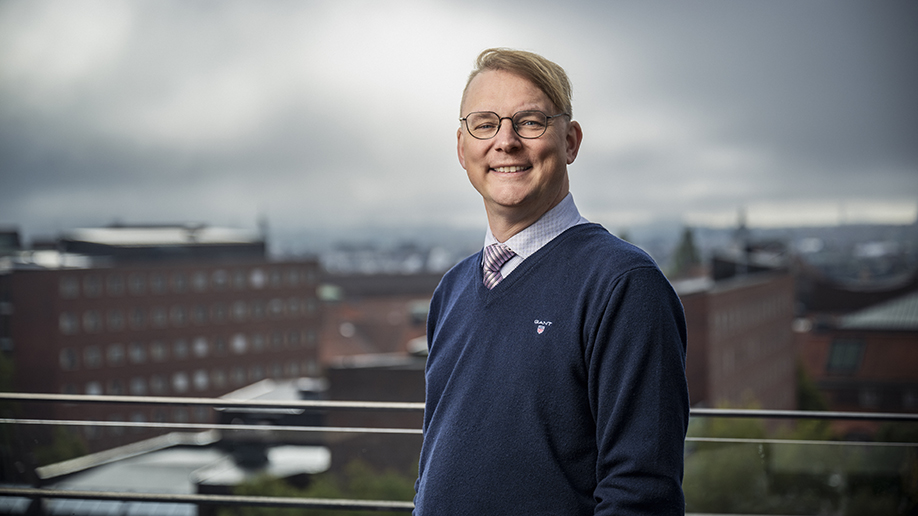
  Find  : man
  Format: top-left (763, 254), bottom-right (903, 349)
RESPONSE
top-left (414, 48), bottom-right (689, 515)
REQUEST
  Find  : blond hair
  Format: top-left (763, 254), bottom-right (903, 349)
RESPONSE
top-left (461, 48), bottom-right (573, 117)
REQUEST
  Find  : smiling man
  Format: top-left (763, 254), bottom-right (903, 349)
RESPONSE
top-left (413, 48), bottom-right (689, 515)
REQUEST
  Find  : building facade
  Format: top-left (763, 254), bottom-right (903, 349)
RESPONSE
top-left (678, 271), bottom-right (797, 410)
top-left (1, 226), bottom-right (322, 453)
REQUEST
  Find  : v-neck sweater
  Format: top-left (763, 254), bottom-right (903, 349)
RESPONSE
top-left (414, 223), bottom-right (689, 516)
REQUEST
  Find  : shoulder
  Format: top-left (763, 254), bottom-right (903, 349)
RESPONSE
top-left (556, 223), bottom-right (661, 277)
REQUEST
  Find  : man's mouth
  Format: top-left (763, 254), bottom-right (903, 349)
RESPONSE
top-left (492, 165), bottom-right (531, 173)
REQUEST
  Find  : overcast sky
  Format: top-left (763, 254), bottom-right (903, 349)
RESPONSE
top-left (1, 0), bottom-right (916, 246)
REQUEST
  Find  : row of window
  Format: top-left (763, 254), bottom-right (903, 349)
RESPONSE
top-left (59, 266), bottom-right (317, 299)
top-left (67, 358), bottom-right (317, 398)
top-left (58, 330), bottom-right (317, 371)
top-left (712, 293), bottom-right (792, 340)
top-left (58, 297), bottom-right (318, 335)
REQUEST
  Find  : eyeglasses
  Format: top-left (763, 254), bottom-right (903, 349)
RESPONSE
top-left (460, 110), bottom-right (570, 140)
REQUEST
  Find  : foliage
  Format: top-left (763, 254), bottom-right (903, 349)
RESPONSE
top-left (218, 460), bottom-right (415, 516)
top-left (667, 226), bottom-right (701, 279)
top-left (685, 398), bottom-right (918, 515)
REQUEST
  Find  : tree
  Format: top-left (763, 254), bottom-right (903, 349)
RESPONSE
top-left (668, 226), bottom-right (701, 279)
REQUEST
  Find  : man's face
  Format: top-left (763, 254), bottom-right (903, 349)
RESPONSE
top-left (458, 70), bottom-right (582, 227)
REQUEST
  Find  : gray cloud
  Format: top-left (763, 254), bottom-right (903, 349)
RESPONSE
top-left (1, 0), bottom-right (916, 242)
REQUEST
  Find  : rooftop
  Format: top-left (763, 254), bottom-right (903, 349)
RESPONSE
top-left (838, 290), bottom-right (918, 331)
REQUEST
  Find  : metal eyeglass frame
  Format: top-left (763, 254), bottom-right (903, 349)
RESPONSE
top-left (459, 110), bottom-right (571, 140)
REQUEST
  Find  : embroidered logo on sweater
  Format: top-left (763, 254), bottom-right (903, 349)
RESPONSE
top-left (534, 319), bottom-right (553, 334)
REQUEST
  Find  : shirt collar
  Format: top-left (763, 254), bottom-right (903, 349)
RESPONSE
top-left (484, 193), bottom-right (588, 259)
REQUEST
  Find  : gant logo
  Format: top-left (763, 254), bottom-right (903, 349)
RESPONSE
top-left (534, 319), bottom-right (553, 334)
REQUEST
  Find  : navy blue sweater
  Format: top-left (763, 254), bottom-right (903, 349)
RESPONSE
top-left (414, 224), bottom-right (688, 515)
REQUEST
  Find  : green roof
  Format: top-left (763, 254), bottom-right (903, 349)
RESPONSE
top-left (838, 291), bottom-right (918, 331)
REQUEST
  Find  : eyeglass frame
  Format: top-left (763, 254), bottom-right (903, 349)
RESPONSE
top-left (459, 110), bottom-right (571, 140)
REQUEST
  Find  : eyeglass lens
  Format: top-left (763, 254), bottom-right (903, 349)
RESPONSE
top-left (465, 111), bottom-right (549, 139)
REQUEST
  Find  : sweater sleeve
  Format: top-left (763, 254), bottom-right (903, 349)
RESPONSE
top-left (588, 265), bottom-right (689, 515)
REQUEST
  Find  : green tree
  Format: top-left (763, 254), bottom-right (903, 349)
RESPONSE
top-left (667, 226), bottom-right (701, 279)
top-left (219, 460), bottom-right (416, 516)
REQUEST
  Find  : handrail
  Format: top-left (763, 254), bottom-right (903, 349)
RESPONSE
top-left (2, 392), bottom-right (917, 514)
top-left (3, 393), bottom-right (917, 422)
top-left (0, 487), bottom-right (415, 512)
top-left (0, 392), bottom-right (424, 412)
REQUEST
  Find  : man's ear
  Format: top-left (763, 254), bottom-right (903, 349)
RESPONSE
top-left (566, 120), bottom-right (583, 165)
top-left (457, 128), bottom-right (467, 169)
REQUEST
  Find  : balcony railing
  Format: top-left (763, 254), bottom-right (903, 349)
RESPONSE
top-left (2, 392), bottom-right (918, 514)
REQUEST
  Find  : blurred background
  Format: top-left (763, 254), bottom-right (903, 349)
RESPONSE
top-left (1, 0), bottom-right (916, 254)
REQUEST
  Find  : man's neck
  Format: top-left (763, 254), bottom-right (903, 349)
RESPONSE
top-left (485, 190), bottom-right (569, 243)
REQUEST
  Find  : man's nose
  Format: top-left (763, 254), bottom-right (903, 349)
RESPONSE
top-left (493, 118), bottom-right (521, 150)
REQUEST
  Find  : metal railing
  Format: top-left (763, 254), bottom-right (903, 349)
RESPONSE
top-left (2, 392), bottom-right (918, 513)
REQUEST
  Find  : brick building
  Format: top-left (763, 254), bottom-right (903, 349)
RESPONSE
top-left (676, 270), bottom-right (797, 410)
top-left (1, 225), bottom-right (322, 453)
top-left (797, 290), bottom-right (918, 438)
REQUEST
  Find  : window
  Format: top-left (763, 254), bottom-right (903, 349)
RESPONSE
top-left (211, 303), bottom-right (227, 323)
top-left (129, 342), bottom-right (146, 364)
top-left (130, 308), bottom-right (146, 330)
top-left (249, 268), bottom-right (266, 289)
top-left (193, 369), bottom-right (208, 391)
top-left (150, 273), bottom-right (167, 294)
top-left (212, 369), bottom-right (227, 390)
top-left (150, 375), bottom-right (167, 395)
top-left (173, 339), bottom-right (189, 360)
top-left (231, 366), bottom-right (246, 386)
top-left (130, 377), bottom-right (146, 396)
top-left (171, 272), bottom-right (187, 293)
top-left (268, 298), bottom-right (284, 318)
top-left (192, 271), bottom-right (208, 292)
top-left (232, 300), bottom-right (247, 321)
top-left (83, 275), bottom-right (102, 297)
top-left (826, 338), bottom-right (864, 374)
top-left (270, 269), bottom-right (282, 288)
top-left (107, 379), bottom-right (124, 395)
top-left (232, 270), bottom-right (247, 290)
top-left (150, 307), bottom-right (168, 328)
top-left (107, 309), bottom-right (125, 331)
top-left (107, 343), bottom-right (125, 366)
top-left (128, 273), bottom-right (146, 295)
top-left (231, 333), bottom-right (247, 354)
top-left (252, 300), bottom-right (266, 320)
top-left (59, 276), bottom-right (79, 299)
top-left (106, 274), bottom-right (124, 296)
top-left (85, 381), bottom-right (102, 396)
top-left (150, 340), bottom-right (168, 362)
top-left (84, 346), bottom-right (103, 369)
top-left (212, 269), bottom-right (228, 290)
top-left (59, 313), bottom-right (79, 335)
top-left (82, 310), bottom-right (102, 333)
top-left (192, 305), bottom-right (207, 325)
top-left (213, 336), bottom-right (227, 355)
top-left (249, 364), bottom-right (265, 382)
top-left (285, 268), bottom-right (299, 287)
top-left (172, 372), bottom-right (189, 393)
top-left (170, 305), bottom-right (187, 326)
top-left (59, 348), bottom-right (79, 371)
top-left (287, 298), bottom-right (300, 316)
top-left (192, 337), bottom-right (208, 358)
top-left (251, 333), bottom-right (265, 352)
